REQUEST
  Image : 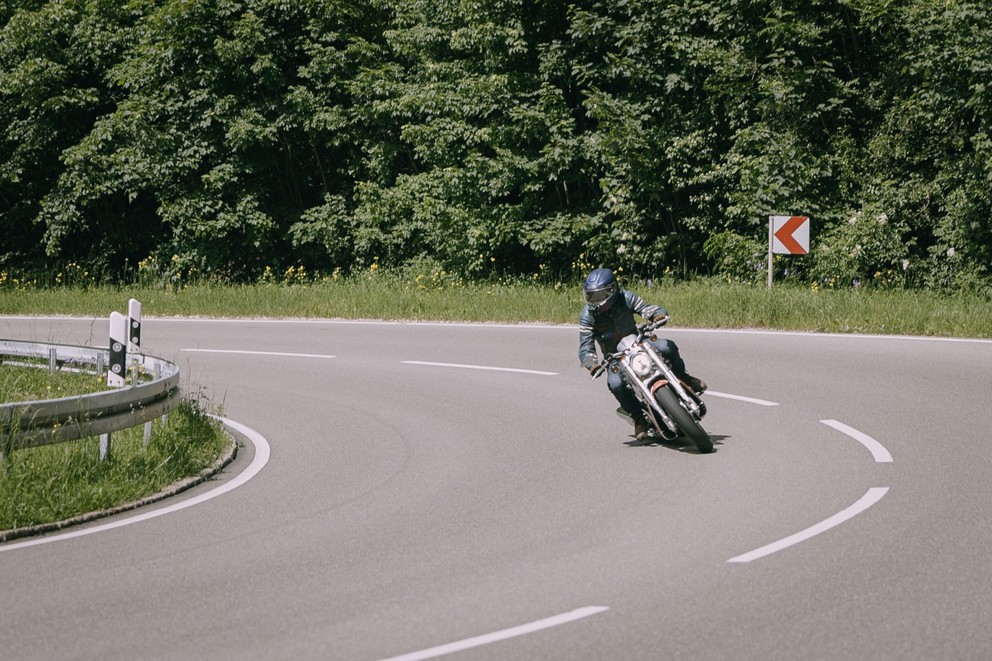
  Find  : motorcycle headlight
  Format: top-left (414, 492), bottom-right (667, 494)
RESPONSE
top-left (629, 351), bottom-right (655, 377)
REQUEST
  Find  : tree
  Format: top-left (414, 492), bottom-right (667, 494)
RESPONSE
top-left (855, 0), bottom-right (992, 291)
top-left (0, 0), bottom-right (135, 275)
top-left (38, 0), bottom-right (390, 280)
top-left (344, 0), bottom-right (599, 276)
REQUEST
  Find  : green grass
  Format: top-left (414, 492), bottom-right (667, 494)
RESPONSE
top-left (2, 275), bottom-right (990, 338)
top-left (1, 361), bottom-right (229, 534)
top-left (0, 359), bottom-right (108, 403)
top-left (0, 396), bottom-right (228, 532)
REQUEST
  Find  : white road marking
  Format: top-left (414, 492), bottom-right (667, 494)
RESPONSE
top-left (9, 315), bottom-right (991, 344)
top-left (727, 487), bottom-right (889, 563)
top-left (821, 419), bottom-right (894, 463)
top-left (402, 360), bottom-right (558, 376)
top-left (180, 348), bottom-right (335, 359)
top-left (0, 417), bottom-right (270, 553)
top-left (705, 390), bottom-right (779, 406)
top-left (377, 606), bottom-right (610, 661)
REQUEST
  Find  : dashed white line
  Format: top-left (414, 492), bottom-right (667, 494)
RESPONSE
top-left (727, 487), bottom-right (889, 563)
top-left (377, 606), bottom-right (609, 661)
top-left (821, 419), bottom-right (894, 463)
top-left (705, 390), bottom-right (779, 407)
top-left (181, 348), bottom-right (335, 359)
top-left (402, 361), bottom-right (558, 376)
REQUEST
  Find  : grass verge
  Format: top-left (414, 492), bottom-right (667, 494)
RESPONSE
top-left (0, 358), bottom-right (107, 402)
top-left (0, 394), bottom-right (230, 533)
top-left (1, 276), bottom-right (990, 338)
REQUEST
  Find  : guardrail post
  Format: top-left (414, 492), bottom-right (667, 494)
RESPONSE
top-left (99, 433), bottom-right (112, 462)
top-left (49, 347), bottom-right (57, 373)
top-left (143, 361), bottom-right (159, 449)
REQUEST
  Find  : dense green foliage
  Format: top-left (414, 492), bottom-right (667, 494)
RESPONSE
top-left (2, 0), bottom-right (990, 293)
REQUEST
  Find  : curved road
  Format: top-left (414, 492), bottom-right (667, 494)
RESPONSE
top-left (1, 316), bottom-right (990, 660)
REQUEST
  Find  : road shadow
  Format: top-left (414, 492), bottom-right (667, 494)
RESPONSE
top-left (623, 433), bottom-right (730, 454)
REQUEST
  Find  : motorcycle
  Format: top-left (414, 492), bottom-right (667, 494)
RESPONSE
top-left (591, 317), bottom-right (713, 453)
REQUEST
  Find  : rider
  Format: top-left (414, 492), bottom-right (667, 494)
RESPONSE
top-left (578, 268), bottom-right (706, 440)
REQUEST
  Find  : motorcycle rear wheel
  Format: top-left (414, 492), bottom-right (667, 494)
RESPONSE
top-left (655, 387), bottom-right (714, 453)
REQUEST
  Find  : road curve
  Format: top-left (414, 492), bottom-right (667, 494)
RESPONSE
top-left (1, 316), bottom-right (990, 660)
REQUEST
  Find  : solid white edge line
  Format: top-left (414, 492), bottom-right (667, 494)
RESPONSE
top-left (821, 419), bottom-right (894, 463)
top-left (6, 316), bottom-right (990, 345)
top-left (180, 348), bottom-right (335, 359)
top-left (402, 360), bottom-right (558, 376)
top-left (377, 606), bottom-right (610, 661)
top-left (727, 487), bottom-right (889, 563)
top-left (705, 390), bottom-right (779, 407)
top-left (0, 416), bottom-right (270, 553)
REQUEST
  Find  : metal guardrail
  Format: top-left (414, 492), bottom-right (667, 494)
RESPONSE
top-left (0, 340), bottom-right (181, 452)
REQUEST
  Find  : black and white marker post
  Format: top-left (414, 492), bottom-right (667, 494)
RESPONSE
top-left (127, 298), bottom-right (141, 356)
top-left (107, 311), bottom-right (127, 388)
top-left (102, 311), bottom-right (128, 461)
top-left (127, 298), bottom-right (155, 446)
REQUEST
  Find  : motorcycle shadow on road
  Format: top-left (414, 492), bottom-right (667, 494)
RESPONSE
top-left (622, 433), bottom-right (729, 453)
top-left (615, 409), bottom-right (728, 453)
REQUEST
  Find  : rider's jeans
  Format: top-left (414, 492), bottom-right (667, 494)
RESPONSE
top-left (607, 338), bottom-right (686, 416)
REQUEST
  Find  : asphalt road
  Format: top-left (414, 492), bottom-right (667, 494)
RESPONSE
top-left (1, 316), bottom-right (990, 660)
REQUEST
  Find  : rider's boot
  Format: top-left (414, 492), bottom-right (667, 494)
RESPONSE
top-left (681, 373), bottom-right (707, 394)
top-left (633, 412), bottom-right (649, 440)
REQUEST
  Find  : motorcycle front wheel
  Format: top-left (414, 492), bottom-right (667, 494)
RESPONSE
top-left (655, 387), bottom-right (714, 453)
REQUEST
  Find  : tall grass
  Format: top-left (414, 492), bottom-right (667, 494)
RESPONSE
top-left (650, 281), bottom-right (992, 337)
top-left (0, 396), bottom-right (228, 532)
top-left (1, 275), bottom-right (990, 338)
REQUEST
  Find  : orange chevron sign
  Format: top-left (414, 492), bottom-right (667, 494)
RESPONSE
top-left (771, 216), bottom-right (810, 254)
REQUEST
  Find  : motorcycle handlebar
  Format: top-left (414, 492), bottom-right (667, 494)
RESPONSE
top-left (588, 315), bottom-right (671, 380)
top-left (648, 315), bottom-right (670, 330)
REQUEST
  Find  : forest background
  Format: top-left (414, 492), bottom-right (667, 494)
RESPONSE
top-left (2, 0), bottom-right (990, 295)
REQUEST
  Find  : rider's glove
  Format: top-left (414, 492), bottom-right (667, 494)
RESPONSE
top-left (581, 355), bottom-right (600, 373)
top-left (652, 312), bottom-right (669, 323)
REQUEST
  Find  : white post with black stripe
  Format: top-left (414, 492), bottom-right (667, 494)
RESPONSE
top-left (127, 298), bottom-right (154, 446)
top-left (102, 311), bottom-right (128, 460)
top-left (107, 311), bottom-right (127, 388)
top-left (127, 298), bottom-right (142, 355)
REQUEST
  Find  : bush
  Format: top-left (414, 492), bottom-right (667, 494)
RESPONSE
top-left (809, 210), bottom-right (910, 289)
top-left (703, 231), bottom-right (767, 285)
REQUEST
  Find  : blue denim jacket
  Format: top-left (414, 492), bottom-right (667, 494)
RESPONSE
top-left (578, 290), bottom-right (666, 367)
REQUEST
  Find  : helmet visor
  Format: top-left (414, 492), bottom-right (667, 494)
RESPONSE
top-left (584, 283), bottom-right (616, 306)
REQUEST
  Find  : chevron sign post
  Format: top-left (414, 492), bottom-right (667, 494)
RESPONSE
top-left (767, 215), bottom-right (810, 288)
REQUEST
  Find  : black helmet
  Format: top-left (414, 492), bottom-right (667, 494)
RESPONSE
top-left (583, 268), bottom-right (620, 313)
